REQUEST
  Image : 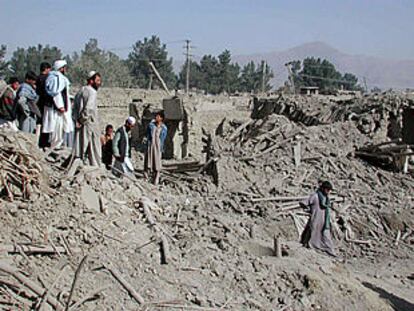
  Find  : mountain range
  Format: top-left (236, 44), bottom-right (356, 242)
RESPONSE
top-left (233, 41), bottom-right (414, 90)
top-left (175, 42), bottom-right (414, 90)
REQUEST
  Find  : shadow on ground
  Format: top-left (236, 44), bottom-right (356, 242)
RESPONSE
top-left (362, 282), bottom-right (414, 311)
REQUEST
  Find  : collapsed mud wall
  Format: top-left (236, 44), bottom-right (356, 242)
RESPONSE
top-left (251, 93), bottom-right (414, 142)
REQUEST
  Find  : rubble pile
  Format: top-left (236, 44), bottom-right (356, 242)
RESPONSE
top-left (0, 132), bottom-right (50, 201)
top-left (355, 140), bottom-right (413, 172)
top-left (252, 92), bottom-right (413, 140)
top-left (212, 113), bottom-right (414, 260)
top-left (0, 91), bottom-right (413, 310)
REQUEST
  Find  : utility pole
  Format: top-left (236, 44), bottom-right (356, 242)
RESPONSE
top-left (363, 77), bottom-right (368, 93)
top-left (261, 61), bottom-right (267, 94)
top-left (184, 39), bottom-right (191, 94)
top-left (285, 62), bottom-right (296, 94)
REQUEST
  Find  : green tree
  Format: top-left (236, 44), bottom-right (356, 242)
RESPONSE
top-left (0, 45), bottom-right (8, 79)
top-left (292, 57), bottom-right (361, 92)
top-left (240, 60), bottom-right (273, 93)
top-left (9, 44), bottom-right (62, 80)
top-left (217, 50), bottom-right (240, 94)
top-left (127, 36), bottom-right (176, 89)
top-left (239, 61), bottom-right (258, 92)
top-left (178, 59), bottom-right (203, 90)
top-left (342, 73), bottom-right (359, 91)
top-left (68, 38), bottom-right (132, 87)
top-left (199, 55), bottom-right (221, 94)
top-left (256, 60), bottom-right (274, 92)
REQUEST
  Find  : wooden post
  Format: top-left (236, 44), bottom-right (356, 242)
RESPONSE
top-left (273, 235), bottom-right (282, 258)
top-left (249, 225), bottom-right (255, 239)
top-left (293, 142), bottom-right (301, 167)
top-left (149, 62), bottom-right (172, 96)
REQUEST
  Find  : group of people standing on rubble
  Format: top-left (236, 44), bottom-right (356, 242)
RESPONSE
top-left (0, 60), bottom-right (167, 185)
top-left (0, 59), bottom-right (338, 255)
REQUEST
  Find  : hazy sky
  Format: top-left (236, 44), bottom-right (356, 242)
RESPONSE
top-left (1, 0), bottom-right (413, 60)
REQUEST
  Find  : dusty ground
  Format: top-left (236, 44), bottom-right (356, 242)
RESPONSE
top-left (0, 89), bottom-right (413, 311)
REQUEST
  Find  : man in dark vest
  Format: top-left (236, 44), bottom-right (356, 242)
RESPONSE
top-left (112, 116), bottom-right (136, 177)
top-left (36, 62), bottom-right (52, 147)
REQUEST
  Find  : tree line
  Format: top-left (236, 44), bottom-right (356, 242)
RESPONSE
top-left (0, 36), bottom-right (361, 94)
top-left (288, 58), bottom-right (361, 92)
top-left (0, 36), bottom-right (273, 94)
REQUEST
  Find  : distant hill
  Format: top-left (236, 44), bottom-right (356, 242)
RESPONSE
top-left (233, 41), bottom-right (414, 90)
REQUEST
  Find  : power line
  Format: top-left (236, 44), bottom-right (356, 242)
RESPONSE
top-left (297, 73), bottom-right (357, 85)
top-left (165, 40), bottom-right (187, 45)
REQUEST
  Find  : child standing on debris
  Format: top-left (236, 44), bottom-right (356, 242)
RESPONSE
top-left (144, 111), bottom-right (167, 185)
top-left (101, 124), bottom-right (114, 170)
top-left (300, 181), bottom-right (336, 257)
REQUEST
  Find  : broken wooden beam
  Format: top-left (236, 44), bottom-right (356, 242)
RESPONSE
top-left (0, 262), bottom-right (64, 311)
top-left (139, 197), bottom-right (172, 265)
top-left (105, 262), bottom-right (145, 305)
top-left (0, 244), bottom-right (78, 255)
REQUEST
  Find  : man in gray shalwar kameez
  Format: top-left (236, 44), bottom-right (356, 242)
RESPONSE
top-left (300, 181), bottom-right (336, 256)
top-left (15, 71), bottom-right (41, 133)
top-left (72, 71), bottom-right (102, 166)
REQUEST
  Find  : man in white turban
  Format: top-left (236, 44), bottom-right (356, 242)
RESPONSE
top-left (112, 116), bottom-right (136, 177)
top-left (42, 60), bottom-right (74, 149)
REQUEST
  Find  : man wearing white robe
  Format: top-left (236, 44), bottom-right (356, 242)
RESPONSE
top-left (42, 60), bottom-right (74, 149)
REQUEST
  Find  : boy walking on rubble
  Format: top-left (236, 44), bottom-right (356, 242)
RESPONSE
top-left (300, 181), bottom-right (336, 256)
top-left (144, 110), bottom-right (167, 185)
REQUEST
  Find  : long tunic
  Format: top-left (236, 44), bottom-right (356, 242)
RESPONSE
top-left (42, 71), bottom-right (73, 149)
top-left (15, 83), bottom-right (39, 133)
top-left (147, 126), bottom-right (162, 171)
top-left (72, 85), bottom-right (101, 166)
top-left (300, 192), bottom-right (336, 256)
top-left (112, 126), bottom-right (134, 176)
top-left (145, 121), bottom-right (167, 172)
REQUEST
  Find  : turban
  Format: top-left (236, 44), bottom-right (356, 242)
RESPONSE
top-left (53, 60), bottom-right (67, 71)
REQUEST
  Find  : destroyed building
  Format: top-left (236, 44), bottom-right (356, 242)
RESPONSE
top-left (0, 89), bottom-right (413, 311)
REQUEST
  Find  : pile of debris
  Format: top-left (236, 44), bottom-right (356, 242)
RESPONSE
top-left (0, 87), bottom-right (413, 310)
top-left (0, 131), bottom-right (50, 201)
top-left (252, 92), bottom-right (413, 140)
top-left (355, 140), bottom-right (413, 172)
top-left (212, 112), bottom-right (414, 260)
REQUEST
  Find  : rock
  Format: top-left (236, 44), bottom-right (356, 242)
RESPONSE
top-left (81, 184), bottom-right (100, 212)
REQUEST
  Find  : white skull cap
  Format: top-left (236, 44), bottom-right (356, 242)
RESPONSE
top-left (126, 116), bottom-right (136, 125)
top-left (88, 71), bottom-right (97, 79)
